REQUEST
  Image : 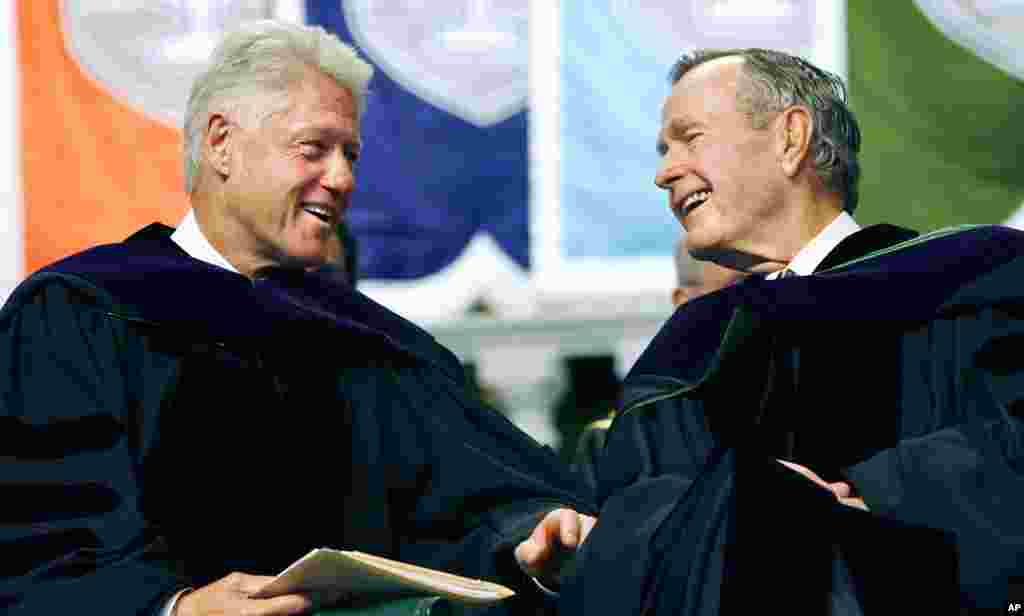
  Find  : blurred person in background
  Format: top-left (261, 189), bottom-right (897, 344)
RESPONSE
top-left (571, 238), bottom-right (745, 491)
top-left (554, 354), bottom-right (620, 465)
top-left (671, 235), bottom-right (745, 305)
top-left (0, 20), bottom-right (594, 616)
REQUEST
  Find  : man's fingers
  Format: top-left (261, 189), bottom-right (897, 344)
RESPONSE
top-left (514, 539), bottom-right (537, 569)
top-left (534, 508), bottom-right (572, 549)
top-left (245, 593), bottom-right (313, 616)
top-left (779, 461), bottom-right (861, 505)
top-left (514, 515), bottom-right (549, 573)
top-left (777, 459), bottom-right (826, 487)
top-left (520, 510), bottom-right (557, 562)
top-left (177, 574), bottom-right (316, 616)
top-left (515, 508), bottom-right (590, 578)
top-left (829, 481), bottom-right (852, 499)
top-left (579, 514), bottom-right (597, 544)
top-left (559, 508), bottom-right (580, 547)
top-left (840, 497), bottom-right (869, 511)
top-left (778, 459), bottom-right (847, 497)
top-left (777, 459), bottom-right (804, 477)
top-left (232, 573), bottom-right (278, 596)
top-left (516, 532), bottom-right (550, 575)
top-left (531, 508), bottom-right (570, 554)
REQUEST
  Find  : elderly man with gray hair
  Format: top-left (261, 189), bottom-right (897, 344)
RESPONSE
top-left (559, 48), bottom-right (1024, 614)
top-left (0, 21), bottom-right (593, 616)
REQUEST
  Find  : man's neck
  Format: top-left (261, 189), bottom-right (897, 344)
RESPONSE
top-left (771, 211), bottom-right (860, 278)
top-left (171, 208), bottom-right (241, 275)
top-left (740, 190), bottom-right (847, 275)
top-left (191, 202), bottom-right (274, 279)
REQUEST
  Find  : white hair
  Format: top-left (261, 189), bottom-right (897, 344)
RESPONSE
top-left (183, 20), bottom-right (373, 193)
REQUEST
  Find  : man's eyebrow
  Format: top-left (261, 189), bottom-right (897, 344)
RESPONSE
top-left (667, 117), bottom-right (699, 134)
top-left (292, 123), bottom-right (360, 145)
top-left (656, 117), bottom-right (700, 154)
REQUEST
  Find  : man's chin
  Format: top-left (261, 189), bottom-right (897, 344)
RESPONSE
top-left (278, 247), bottom-right (329, 271)
top-left (688, 243), bottom-right (742, 271)
top-left (300, 256), bottom-right (329, 272)
top-left (685, 236), bottom-right (719, 262)
top-left (303, 259), bottom-right (330, 273)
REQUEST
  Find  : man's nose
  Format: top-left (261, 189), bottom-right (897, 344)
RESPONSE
top-left (655, 156), bottom-right (683, 190)
top-left (322, 149), bottom-right (355, 193)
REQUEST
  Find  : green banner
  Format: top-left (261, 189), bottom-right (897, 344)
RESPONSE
top-left (849, 0), bottom-right (1024, 231)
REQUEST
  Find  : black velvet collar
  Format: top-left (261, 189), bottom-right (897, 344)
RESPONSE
top-left (27, 224), bottom-right (463, 381)
top-left (622, 224), bottom-right (1024, 409)
top-left (815, 224), bottom-right (919, 272)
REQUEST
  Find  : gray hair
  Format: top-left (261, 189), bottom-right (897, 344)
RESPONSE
top-left (669, 48), bottom-right (861, 212)
top-left (183, 20), bottom-right (373, 193)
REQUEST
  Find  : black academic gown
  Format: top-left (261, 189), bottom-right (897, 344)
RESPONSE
top-left (562, 224), bottom-right (1024, 614)
top-left (0, 224), bottom-right (594, 615)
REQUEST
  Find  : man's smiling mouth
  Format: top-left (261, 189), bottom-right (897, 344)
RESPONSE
top-left (679, 190), bottom-right (711, 217)
top-left (301, 203), bottom-right (334, 224)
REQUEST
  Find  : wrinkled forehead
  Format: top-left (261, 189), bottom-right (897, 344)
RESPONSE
top-left (288, 70), bottom-right (358, 116)
top-left (267, 73), bottom-right (361, 134)
top-left (680, 55), bottom-right (746, 85)
top-left (661, 55), bottom-right (745, 122)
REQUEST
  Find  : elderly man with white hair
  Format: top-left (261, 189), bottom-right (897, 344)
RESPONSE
top-left (0, 21), bottom-right (593, 616)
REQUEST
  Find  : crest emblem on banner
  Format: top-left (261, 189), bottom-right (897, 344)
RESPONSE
top-left (913, 0), bottom-right (1024, 81)
top-left (61, 1), bottom-right (286, 128)
top-left (911, 0), bottom-right (1024, 228)
top-left (610, 0), bottom-right (816, 63)
top-left (343, 0), bottom-right (528, 127)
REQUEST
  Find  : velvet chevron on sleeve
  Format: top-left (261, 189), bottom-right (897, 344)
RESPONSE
top-left (0, 281), bottom-right (187, 615)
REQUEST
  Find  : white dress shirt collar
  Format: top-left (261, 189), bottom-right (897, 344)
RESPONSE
top-left (170, 209), bottom-right (240, 274)
top-left (768, 211), bottom-right (860, 279)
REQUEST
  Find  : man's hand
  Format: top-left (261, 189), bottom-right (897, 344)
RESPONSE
top-left (515, 508), bottom-right (596, 585)
top-left (777, 460), bottom-right (868, 511)
top-left (175, 572), bottom-right (343, 616)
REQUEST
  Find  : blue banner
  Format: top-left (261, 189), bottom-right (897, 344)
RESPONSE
top-left (307, 1), bottom-right (530, 280)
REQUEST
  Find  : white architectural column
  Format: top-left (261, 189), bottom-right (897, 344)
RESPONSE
top-left (0, 3), bottom-right (22, 304)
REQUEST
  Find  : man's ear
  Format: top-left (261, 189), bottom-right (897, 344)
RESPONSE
top-left (776, 106), bottom-right (812, 178)
top-left (205, 113), bottom-right (233, 178)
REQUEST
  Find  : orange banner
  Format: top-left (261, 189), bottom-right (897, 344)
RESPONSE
top-left (18, 0), bottom-right (189, 274)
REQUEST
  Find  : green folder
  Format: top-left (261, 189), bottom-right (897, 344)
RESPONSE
top-left (316, 596), bottom-right (452, 616)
